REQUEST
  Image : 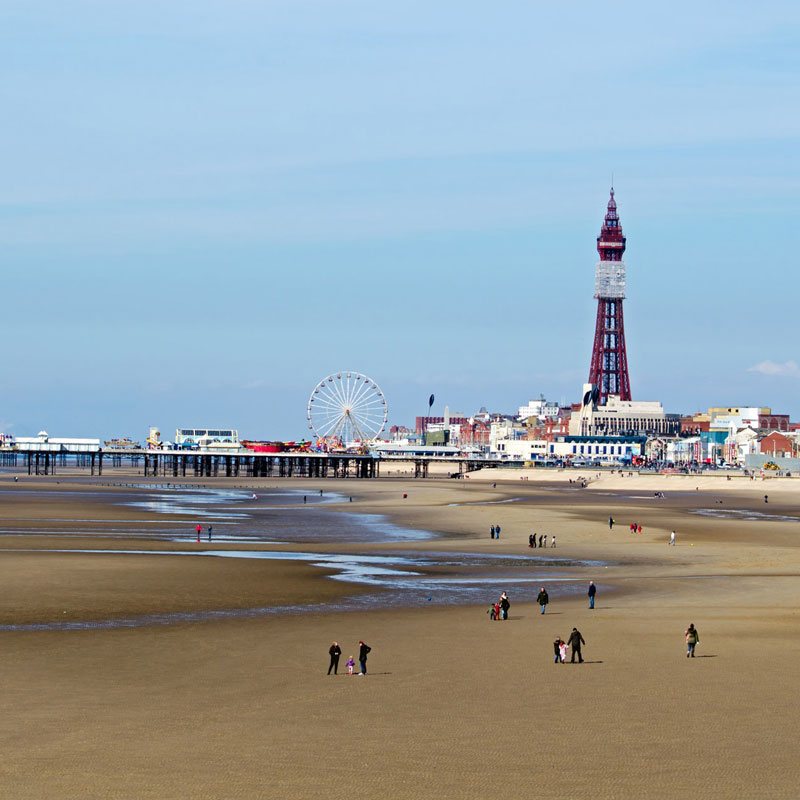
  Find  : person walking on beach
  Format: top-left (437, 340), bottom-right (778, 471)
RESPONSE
top-left (669, 530), bottom-right (676, 546)
top-left (685, 624), bottom-right (699, 658)
top-left (195, 524), bottom-right (202, 542)
top-left (208, 525), bottom-right (213, 542)
top-left (500, 592), bottom-right (510, 620)
top-left (609, 517), bottom-right (615, 530)
top-left (588, 581), bottom-right (596, 609)
top-left (488, 604), bottom-right (497, 620)
top-left (537, 587), bottom-right (549, 614)
top-left (567, 627), bottom-right (585, 663)
top-left (490, 525), bottom-right (495, 540)
top-left (551, 535), bottom-right (556, 548)
top-left (358, 641), bottom-right (371, 675)
top-left (539, 534), bottom-right (544, 548)
top-left (529, 534), bottom-right (536, 548)
top-left (328, 641), bottom-right (341, 675)
top-left (495, 524), bottom-right (501, 539)
top-left (764, 494), bottom-right (769, 504)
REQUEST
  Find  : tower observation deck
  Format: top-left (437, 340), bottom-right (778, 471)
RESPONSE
top-left (588, 188), bottom-right (631, 404)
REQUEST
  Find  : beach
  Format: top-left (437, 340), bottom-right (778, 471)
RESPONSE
top-left (1, 471), bottom-right (799, 798)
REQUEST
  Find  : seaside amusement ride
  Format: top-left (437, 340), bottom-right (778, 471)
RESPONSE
top-left (307, 372), bottom-right (388, 447)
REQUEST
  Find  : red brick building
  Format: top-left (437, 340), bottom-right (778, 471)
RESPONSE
top-left (680, 415), bottom-right (710, 435)
top-left (758, 414), bottom-right (790, 431)
top-left (759, 431), bottom-right (793, 458)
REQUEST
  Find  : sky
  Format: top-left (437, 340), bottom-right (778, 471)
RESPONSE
top-left (1, 1), bottom-right (799, 440)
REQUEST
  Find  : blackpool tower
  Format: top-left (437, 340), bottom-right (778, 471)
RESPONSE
top-left (587, 188), bottom-right (631, 404)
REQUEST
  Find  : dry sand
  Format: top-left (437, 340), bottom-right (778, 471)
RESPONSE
top-left (1, 471), bottom-right (799, 799)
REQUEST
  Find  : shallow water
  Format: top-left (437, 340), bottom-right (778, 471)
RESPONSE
top-left (446, 498), bottom-right (523, 507)
top-left (690, 508), bottom-right (800, 522)
top-left (0, 548), bottom-right (605, 631)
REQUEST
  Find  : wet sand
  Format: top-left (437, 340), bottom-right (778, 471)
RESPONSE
top-left (1, 472), bottom-right (799, 798)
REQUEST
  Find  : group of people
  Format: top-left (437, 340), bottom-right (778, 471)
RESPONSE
top-left (489, 524), bottom-right (502, 539)
top-left (568, 478), bottom-right (588, 488)
top-left (553, 628), bottom-right (586, 663)
top-left (327, 640), bottom-right (371, 675)
top-left (529, 534), bottom-right (555, 548)
top-left (488, 591), bottom-right (511, 620)
top-left (629, 522), bottom-right (644, 534)
top-left (194, 524), bottom-right (213, 542)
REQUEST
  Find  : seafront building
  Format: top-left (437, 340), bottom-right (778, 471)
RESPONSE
top-left (569, 386), bottom-right (680, 437)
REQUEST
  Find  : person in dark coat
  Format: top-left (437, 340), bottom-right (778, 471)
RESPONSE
top-left (490, 525), bottom-right (495, 539)
top-left (538, 534), bottom-right (544, 548)
top-left (588, 581), bottom-right (597, 609)
top-left (529, 534), bottom-right (536, 549)
top-left (358, 640), bottom-right (371, 675)
top-left (537, 587), bottom-right (549, 614)
top-left (328, 641), bottom-right (341, 675)
top-left (567, 628), bottom-right (585, 662)
top-left (500, 592), bottom-right (510, 620)
top-left (609, 517), bottom-right (614, 529)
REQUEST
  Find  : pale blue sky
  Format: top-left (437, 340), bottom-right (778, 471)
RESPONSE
top-left (1, 1), bottom-right (799, 438)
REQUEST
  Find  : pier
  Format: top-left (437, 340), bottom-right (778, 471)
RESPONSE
top-left (3, 448), bottom-right (379, 479)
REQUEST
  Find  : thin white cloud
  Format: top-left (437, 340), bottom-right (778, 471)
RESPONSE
top-left (748, 360), bottom-right (800, 377)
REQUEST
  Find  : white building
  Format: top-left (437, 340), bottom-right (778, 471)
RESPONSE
top-left (569, 384), bottom-right (679, 437)
top-left (489, 419), bottom-right (526, 452)
top-left (493, 439), bottom-right (549, 460)
top-left (547, 435), bottom-right (643, 463)
top-left (724, 428), bottom-right (760, 465)
top-left (518, 397), bottom-right (560, 421)
top-left (14, 431), bottom-right (101, 452)
top-left (709, 408), bottom-right (760, 431)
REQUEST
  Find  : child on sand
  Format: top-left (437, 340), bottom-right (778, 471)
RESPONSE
top-left (553, 637), bottom-right (563, 663)
top-left (346, 656), bottom-right (355, 675)
top-left (559, 640), bottom-right (568, 663)
top-left (488, 605), bottom-right (497, 620)
top-left (494, 603), bottom-right (501, 620)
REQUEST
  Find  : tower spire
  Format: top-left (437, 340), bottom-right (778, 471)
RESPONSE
top-left (587, 188), bottom-right (631, 404)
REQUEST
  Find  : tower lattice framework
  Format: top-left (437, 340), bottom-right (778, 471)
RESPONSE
top-left (588, 188), bottom-right (631, 404)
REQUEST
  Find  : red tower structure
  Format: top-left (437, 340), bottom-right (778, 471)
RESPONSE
top-left (588, 188), bottom-right (631, 404)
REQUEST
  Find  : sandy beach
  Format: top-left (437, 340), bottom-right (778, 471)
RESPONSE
top-left (1, 470), bottom-right (799, 798)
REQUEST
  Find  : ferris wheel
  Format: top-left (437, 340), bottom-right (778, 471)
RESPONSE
top-left (307, 372), bottom-right (388, 443)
